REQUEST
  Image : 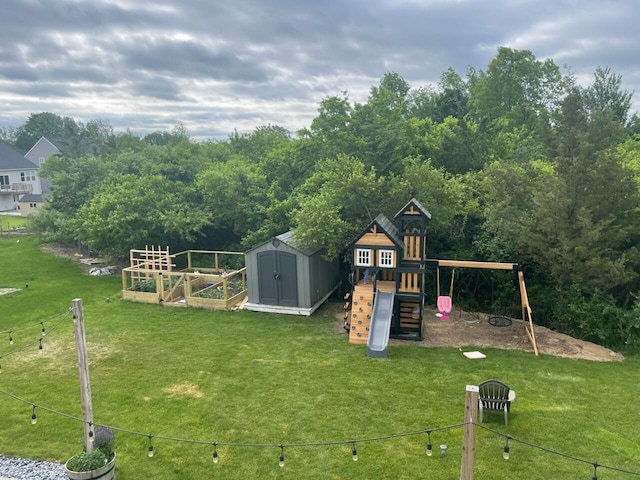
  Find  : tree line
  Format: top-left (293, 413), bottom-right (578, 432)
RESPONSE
top-left (4, 47), bottom-right (640, 348)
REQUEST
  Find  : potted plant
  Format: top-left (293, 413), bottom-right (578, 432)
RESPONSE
top-left (65, 427), bottom-right (116, 480)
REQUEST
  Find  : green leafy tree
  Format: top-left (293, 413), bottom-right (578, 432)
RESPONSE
top-left (303, 93), bottom-right (357, 160)
top-left (293, 155), bottom-right (384, 259)
top-left (143, 122), bottom-right (191, 147)
top-left (468, 47), bottom-right (563, 130)
top-left (584, 66), bottom-right (633, 125)
top-left (350, 73), bottom-right (413, 174)
top-left (0, 126), bottom-right (17, 144)
top-left (228, 125), bottom-right (291, 163)
top-left (15, 112), bottom-right (81, 150)
top-left (76, 174), bottom-right (210, 259)
top-left (197, 155), bottom-right (269, 246)
top-left (408, 116), bottom-right (484, 173)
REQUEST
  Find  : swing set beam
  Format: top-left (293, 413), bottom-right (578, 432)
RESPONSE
top-left (428, 259), bottom-right (539, 356)
top-left (430, 259), bottom-right (517, 271)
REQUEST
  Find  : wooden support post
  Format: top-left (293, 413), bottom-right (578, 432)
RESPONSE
top-left (460, 385), bottom-right (479, 480)
top-left (72, 298), bottom-right (94, 452)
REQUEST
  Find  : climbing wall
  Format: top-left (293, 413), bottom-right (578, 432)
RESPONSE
top-left (349, 284), bottom-right (374, 344)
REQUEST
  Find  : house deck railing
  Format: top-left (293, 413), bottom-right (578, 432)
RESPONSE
top-left (0, 183), bottom-right (33, 194)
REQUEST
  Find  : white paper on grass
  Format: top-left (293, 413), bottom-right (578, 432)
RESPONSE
top-left (463, 351), bottom-right (486, 359)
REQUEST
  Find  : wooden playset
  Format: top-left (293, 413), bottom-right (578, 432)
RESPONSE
top-left (344, 199), bottom-right (538, 356)
top-left (121, 246), bottom-right (247, 310)
top-left (345, 199), bottom-right (430, 345)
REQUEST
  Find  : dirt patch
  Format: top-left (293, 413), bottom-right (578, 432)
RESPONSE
top-left (40, 244), bottom-right (121, 275)
top-left (163, 382), bottom-right (204, 399)
top-left (323, 302), bottom-right (623, 362)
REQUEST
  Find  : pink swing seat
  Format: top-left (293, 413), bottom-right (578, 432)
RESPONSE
top-left (437, 295), bottom-right (452, 320)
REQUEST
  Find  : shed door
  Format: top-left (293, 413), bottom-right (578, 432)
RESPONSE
top-left (257, 251), bottom-right (298, 307)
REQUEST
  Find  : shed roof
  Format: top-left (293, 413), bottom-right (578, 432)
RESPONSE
top-left (246, 230), bottom-right (322, 257)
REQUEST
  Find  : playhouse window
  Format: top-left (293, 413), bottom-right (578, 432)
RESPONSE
top-left (355, 248), bottom-right (372, 267)
top-left (378, 250), bottom-right (394, 268)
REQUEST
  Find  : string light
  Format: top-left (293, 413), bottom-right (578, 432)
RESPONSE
top-left (148, 435), bottom-right (154, 457)
top-left (88, 422), bottom-right (94, 442)
top-left (31, 404), bottom-right (37, 425)
top-left (351, 442), bottom-right (358, 462)
top-left (503, 436), bottom-right (511, 460)
top-left (278, 445), bottom-right (285, 468)
top-left (0, 310), bottom-right (69, 337)
top-left (41, 322), bottom-right (46, 337)
top-left (425, 430), bottom-right (432, 456)
top-left (1, 388), bottom-right (639, 477)
top-left (0, 311), bottom-right (71, 366)
top-left (440, 444), bottom-right (447, 457)
top-left (212, 442), bottom-right (219, 464)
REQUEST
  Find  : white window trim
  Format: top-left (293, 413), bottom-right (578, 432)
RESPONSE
top-left (378, 249), bottom-right (394, 268)
top-left (355, 248), bottom-right (372, 267)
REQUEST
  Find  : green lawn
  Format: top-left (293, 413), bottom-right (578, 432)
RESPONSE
top-left (0, 214), bottom-right (29, 232)
top-left (0, 236), bottom-right (639, 479)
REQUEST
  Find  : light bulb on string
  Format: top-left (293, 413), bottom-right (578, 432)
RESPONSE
top-left (592, 462), bottom-right (599, 480)
top-left (212, 443), bottom-right (219, 464)
top-left (88, 422), bottom-right (94, 443)
top-left (278, 445), bottom-right (285, 468)
top-left (351, 442), bottom-right (358, 462)
top-left (31, 404), bottom-right (37, 425)
top-left (425, 430), bottom-right (433, 457)
top-left (38, 338), bottom-right (43, 354)
top-left (503, 436), bottom-right (511, 460)
top-left (9, 332), bottom-right (13, 345)
top-left (41, 322), bottom-right (46, 337)
top-left (147, 435), bottom-right (154, 458)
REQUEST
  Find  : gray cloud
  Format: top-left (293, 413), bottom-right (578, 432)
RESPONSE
top-left (0, 0), bottom-right (638, 140)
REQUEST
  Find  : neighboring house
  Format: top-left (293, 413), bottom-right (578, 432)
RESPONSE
top-left (0, 142), bottom-right (40, 212)
top-left (18, 193), bottom-right (44, 216)
top-left (24, 136), bottom-right (62, 195)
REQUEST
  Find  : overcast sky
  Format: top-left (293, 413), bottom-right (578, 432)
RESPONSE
top-left (1, 0), bottom-right (638, 140)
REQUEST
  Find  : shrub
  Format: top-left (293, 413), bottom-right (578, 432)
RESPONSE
top-left (66, 449), bottom-right (107, 472)
top-left (66, 427), bottom-right (115, 472)
top-left (132, 278), bottom-right (156, 292)
top-left (559, 286), bottom-right (640, 347)
top-left (94, 427), bottom-right (116, 459)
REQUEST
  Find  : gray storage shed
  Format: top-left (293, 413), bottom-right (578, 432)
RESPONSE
top-left (244, 231), bottom-right (341, 315)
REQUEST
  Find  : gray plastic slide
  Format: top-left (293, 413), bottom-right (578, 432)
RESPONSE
top-left (366, 290), bottom-right (395, 358)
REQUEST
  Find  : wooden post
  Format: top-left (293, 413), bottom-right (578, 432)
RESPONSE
top-left (460, 385), bottom-right (479, 480)
top-left (72, 298), bottom-right (94, 452)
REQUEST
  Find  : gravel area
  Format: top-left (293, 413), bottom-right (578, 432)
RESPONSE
top-left (0, 456), bottom-right (66, 480)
